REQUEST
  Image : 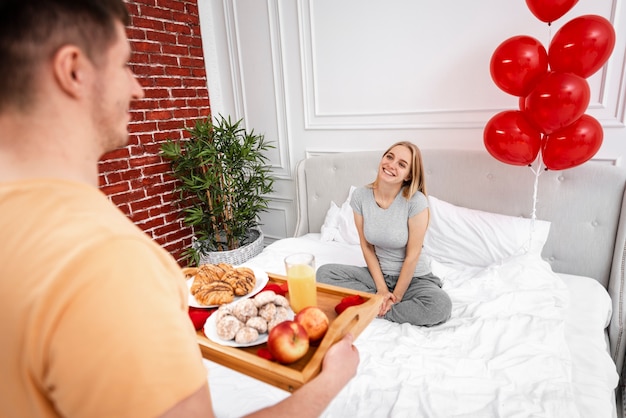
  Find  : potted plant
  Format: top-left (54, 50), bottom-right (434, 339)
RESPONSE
top-left (160, 115), bottom-right (275, 266)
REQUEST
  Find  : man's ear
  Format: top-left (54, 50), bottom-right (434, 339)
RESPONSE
top-left (52, 45), bottom-right (90, 99)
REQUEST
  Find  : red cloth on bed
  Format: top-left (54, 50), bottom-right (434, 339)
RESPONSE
top-left (335, 294), bottom-right (367, 314)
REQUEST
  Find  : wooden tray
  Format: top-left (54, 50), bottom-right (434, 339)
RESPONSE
top-left (196, 273), bottom-right (382, 392)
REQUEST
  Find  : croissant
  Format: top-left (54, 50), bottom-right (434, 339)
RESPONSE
top-left (190, 273), bottom-right (215, 295)
top-left (198, 263), bottom-right (231, 279)
top-left (188, 264), bottom-right (256, 306)
top-left (216, 263), bottom-right (235, 275)
top-left (192, 281), bottom-right (234, 305)
top-left (191, 264), bottom-right (226, 293)
top-left (223, 268), bottom-right (256, 296)
top-left (181, 267), bottom-right (198, 279)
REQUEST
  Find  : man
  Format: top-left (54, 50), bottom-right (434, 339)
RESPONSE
top-left (0, 1), bottom-right (359, 417)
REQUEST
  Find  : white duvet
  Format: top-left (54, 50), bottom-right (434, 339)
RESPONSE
top-left (205, 235), bottom-right (617, 417)
top-left (329, 254), bottom-right (576, 417)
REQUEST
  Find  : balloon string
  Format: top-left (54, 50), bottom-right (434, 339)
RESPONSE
top-left (529, 153), bottom-right (543, 221)
top-left (543, 22), bottom-right (553, 61)
top-left (527, 148), bottom-right (544, 251)
top-left (548, 24), bottom-right (553, 44)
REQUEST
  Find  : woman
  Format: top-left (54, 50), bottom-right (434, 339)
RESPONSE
top-left (317, 141), bottom-right (452, 326)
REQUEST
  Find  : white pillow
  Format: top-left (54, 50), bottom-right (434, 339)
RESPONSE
top-left (320, 201), bottom-right (341, 242)
top-left (423, 196), bottom-right (551, 268)
top-left (320, 186), bottom-right (360, 245)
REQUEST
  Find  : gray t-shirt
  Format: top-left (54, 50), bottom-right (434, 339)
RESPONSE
top-left (350, 186), bottom-right (431, 276)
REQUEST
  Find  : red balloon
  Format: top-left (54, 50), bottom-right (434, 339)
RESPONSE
top-left (526, 0), bottom-right (578, 23)
top-left (484, 110), bottom-right (542, 166)
top-left (524, 71), bottom-right (590, 134)
top-left (542, 114), bottom-right (603, 170)
top-left (490, 36), bottom-right (548, 97)
top-left (549, 15), bottom-right (616, 78)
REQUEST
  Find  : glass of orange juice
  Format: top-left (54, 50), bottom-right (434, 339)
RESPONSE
top-left (284, 253), bottom-right (317, 313)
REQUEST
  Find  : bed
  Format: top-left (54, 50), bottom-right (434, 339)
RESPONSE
top-left (203, 149), bottom-right (626, 417)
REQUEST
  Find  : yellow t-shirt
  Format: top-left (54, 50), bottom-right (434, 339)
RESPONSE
top-left (0, 179), bottom-right (207, 418)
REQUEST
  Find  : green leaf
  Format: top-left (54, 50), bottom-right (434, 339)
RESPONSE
top-left (159, 114), bottom-right (275, 252)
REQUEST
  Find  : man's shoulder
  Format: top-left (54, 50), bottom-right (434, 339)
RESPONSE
top-left (1, 178), bottom-right (145, 245)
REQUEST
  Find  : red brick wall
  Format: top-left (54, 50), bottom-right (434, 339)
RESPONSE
top-left (97, 0), bottom-right (210, 265)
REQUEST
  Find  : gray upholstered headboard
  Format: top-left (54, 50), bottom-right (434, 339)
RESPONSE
top-left (294, 149), bottom-right (626, 379)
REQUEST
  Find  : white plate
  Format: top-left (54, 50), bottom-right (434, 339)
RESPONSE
top-left (203, 304), bottom-right (295, 347)
top-left (187, 268), bottom-right (269, 308)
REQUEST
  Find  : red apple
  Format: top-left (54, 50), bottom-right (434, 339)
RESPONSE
top-left (267, 320), bottom-right (310, 364)
top-left (294, 306), bottom-right (329, 342)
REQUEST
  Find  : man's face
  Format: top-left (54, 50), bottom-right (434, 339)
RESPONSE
top-left (90, 21), bottom-right (144, 154)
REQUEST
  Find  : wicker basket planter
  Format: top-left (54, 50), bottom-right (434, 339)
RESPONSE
top-left (198, 228), bottom-right (264, 266)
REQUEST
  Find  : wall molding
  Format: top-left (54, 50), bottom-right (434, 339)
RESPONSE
top-left (297, 0), bottom-right (626, 130)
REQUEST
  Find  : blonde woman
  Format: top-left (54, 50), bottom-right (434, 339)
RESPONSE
top-left (317, 142), bottom-right (452, 326)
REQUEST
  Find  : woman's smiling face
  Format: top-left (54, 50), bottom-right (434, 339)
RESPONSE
top-left (379, 144), bottom-right (412, 185)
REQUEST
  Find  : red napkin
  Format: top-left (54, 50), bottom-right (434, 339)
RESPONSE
top-left (257, 347), bottom-right (274, 361)
top-left (335, 294), bottom-right (367, 314)
top-left (188, 307), bottom-right (215, 330)
top-left (261, 282), bottom-right (288, 296)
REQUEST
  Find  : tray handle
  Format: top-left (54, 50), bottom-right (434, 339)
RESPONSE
top-left (300, 294), bottom-right (382, 380)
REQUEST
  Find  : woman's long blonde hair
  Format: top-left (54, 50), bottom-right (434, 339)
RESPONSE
top-left (370, 141), bottom-right (427, 199)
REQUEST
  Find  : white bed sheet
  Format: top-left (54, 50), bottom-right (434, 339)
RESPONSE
top-left (203, 234), bottom-right (618, 417)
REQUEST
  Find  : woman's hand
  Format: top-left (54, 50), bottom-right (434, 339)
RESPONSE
top-left (377, 290), bottom-right (397, 317)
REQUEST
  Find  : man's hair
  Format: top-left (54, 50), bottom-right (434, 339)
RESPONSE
top-left (0, 0), bottom-right (130, 111)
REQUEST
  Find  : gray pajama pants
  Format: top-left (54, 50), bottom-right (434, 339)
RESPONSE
top-left (317, 264), bottom-right (452, 326)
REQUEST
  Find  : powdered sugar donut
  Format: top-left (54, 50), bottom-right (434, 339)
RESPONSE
top-left (258, 302), bottom-right (277, 322)
top-left (246, 316), bottom-right (268, 334)
top-left (272, 294), bottom-right (290, 308)
top-left (234, 326), bottom-right (259, 344)
top-left (216, 315), bottom-right (243, 340)
top-left (267, 306), bottom-right (291, 331)
top-left (214, 304), bottom-right (233, 324)
top-left (253, 290), bottom-right (277, 307)
top-left (232, 298), bottom-right (258, 323)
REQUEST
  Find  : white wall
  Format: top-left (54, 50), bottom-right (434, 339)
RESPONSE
top-left (198, 0), bottom-right (626, 241)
